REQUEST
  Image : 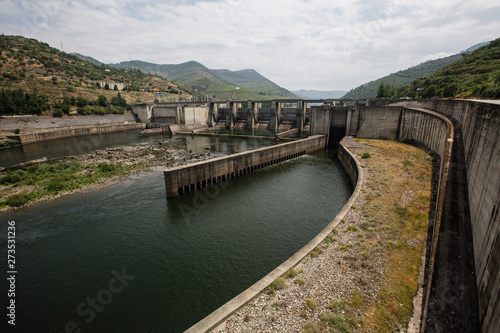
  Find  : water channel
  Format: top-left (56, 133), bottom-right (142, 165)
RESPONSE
top-left (0, 130), bottom-right (352, 332)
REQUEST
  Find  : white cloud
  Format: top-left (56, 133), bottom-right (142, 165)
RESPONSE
top-left (0, 0), bottom-right (499, 91)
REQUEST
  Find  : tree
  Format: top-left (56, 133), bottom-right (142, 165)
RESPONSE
top-left (97, 94), bottom-right (109, 107)
top-left (111, 92), bottom-right (127, 108)
top-left (104, 82), bottom-right (110, 90)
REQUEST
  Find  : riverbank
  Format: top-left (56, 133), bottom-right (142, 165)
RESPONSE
top-left (0, 142), bottom-right (213, 211)
top-left (212, 139), bottom-right (433, 332)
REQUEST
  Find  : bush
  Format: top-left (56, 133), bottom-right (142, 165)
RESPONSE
top-left (14, 128), bottom-right (20, 134)
top-left (311, 247), bottom-right (322, 258)
top-left (285, 268), bottom-right (297, 279)
top-left (266, 277), bottom-right (286, 294)
top-left (294, 278), bottom-right (306, 285)
top-left (362, 152), bottom-right (371, 159)
top-left (6, 192), bottom-right (32, 207)
top-left (0, 171), bottom-right (24, 184)
top-left (52, 109), bottom-right (64, 117)
top-left (305, 298), bottom-right (318, 311)
top-left (98, 162), bottom-right (115, 173)
top-left (46, 180), bottom-right (65, 193)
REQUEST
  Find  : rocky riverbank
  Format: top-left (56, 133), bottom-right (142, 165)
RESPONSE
top-left (0, 142), bottom-right (213, 211)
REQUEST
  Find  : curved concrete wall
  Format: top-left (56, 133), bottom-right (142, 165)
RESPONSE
top-left (185, 138), bottom-right (363, 333)
top-left (394, 100), bottom-right (500, 332)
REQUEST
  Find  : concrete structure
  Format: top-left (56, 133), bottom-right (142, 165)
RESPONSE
top-left (131, 98), bottom-right (351, 133)
top-left (185, 137), bottom-right (363, 333)
top-left (183, 99), bottom-right (499, 333)
top-left (393, 100), bottom-right (500, 333)
top-left (3, 114), bottom-right (145, 145)
top-left (164, 135), bottom-right (327, 197)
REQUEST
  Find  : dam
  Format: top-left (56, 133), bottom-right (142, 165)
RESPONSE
top-left (161, 98), bottom-right (499, 333)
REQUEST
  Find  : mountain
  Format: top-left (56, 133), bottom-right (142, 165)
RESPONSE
top-left (399, 38), bottom-right (500, 99)
top-left (292, 89), bottom-right (347, 100)
top-left (343, 41), bottom-right (490, 99)
top-left (71, 52), bottom-right (103, 66)
top-left (111, 60), bottom-right (296, 100)
top-left (0, 35), bottom-right (195, 116)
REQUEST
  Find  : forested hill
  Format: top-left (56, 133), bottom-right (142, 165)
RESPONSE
top-left (398, 38), bottom-right (500, 99)
top-left (343, 41), bottom-right (489, 99)
top-left (0, 35), bottom-right (195, 116)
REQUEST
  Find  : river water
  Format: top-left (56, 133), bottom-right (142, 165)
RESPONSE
top-left (0, 131), bottom-right (352, 332)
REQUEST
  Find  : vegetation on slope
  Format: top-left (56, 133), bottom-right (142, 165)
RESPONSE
top-left (0, 35), bottom-right (196, 116)
top-left (343, 41), bottom-right (489, 99)
top-left (112, 60), bottom-right (296, 100)
top-left (398, 38), bottom-right (500, 99)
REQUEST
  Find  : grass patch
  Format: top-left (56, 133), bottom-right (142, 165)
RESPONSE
top-left (345, 225), bottom-right (359, 232)
top-left (266, 277), bottom-right (286, 294)
top-left (271, 301), bottom-right (282, 309)
top-left (294, 278), bottom-right (306, 285)
top-left (310, 247), bottom-right (322, 258)
top-left (320, 312), bottom-right (352, 332)
top-left (304, 298), bottom-right (318, 311)
top-left (285, 268), bottom-right (298, 279)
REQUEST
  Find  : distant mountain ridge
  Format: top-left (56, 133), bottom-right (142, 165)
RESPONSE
top-left (111, 60), bottom-right (296, 100)
top-left (343, 41), bottom-right (490, 99)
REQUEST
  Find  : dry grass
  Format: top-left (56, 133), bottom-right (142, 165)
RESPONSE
top-left (350, 139), bottom-right (433, 332)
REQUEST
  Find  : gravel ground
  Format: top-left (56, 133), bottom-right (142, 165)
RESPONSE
top-left (211, 140), bottom-right (427, 333)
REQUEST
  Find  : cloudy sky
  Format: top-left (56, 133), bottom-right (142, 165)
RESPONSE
top-left (1, 0), bottom-right (499, 91)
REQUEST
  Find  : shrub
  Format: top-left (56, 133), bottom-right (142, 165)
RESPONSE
top-left (305, 298), bottom-right (318, 311)
top-left (46, 180), bottom-right (65, 193)
top-left (362, 152), bottom-right (371, 159)
top-left (6, 192), bottom-right (32, 207)
top-left (328, 299), bottom-right (348, 312)
top-left (266, 277), bottom-right (286, 294)
top-left (14, 128), bottom-right (20, 134)
top-left (98, 162), bottom-right (115, 173)
top-left (52, 109), bottom-right (64, 117)
top-left (271, 301), bottom-right (282, 309)
top-left (320, 312), bottom-right (351, 332)
top-left (294, 278), bottom-right (306, 285)
top-left (346, 225), bottom-right (359, 232)
top-left (285, 268), bottom-right (297, 279)
top-left (311, 247), bottom-right (322, 258)
top-left (0, 171), bottom-right (24, 184)
top-left (300, 310), bottom-right (308, 318)
top-left (361, 251), bottom-right (370, 259)
top-left (303, 321), bottom-right (320, 333)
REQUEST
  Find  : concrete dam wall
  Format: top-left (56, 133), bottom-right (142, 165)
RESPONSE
top-left (164, 135), bottom-right (327, 198)
top-left (393, 100), bottom-right (500, 332)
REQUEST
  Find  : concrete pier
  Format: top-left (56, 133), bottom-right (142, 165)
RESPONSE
top-left (164, 135), bottom-right (326, 197)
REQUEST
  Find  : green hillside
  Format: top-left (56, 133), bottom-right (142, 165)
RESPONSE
top-left (343, 42), bottom-right (489, 99)
top-left (0, 35), bottom-right (195, 116)
top-left (343, 54), bottom-right (463, 99)
top-left (112, 60), bottom-right (296, 100)
top-left (400, 38), bottom-right (500, 98)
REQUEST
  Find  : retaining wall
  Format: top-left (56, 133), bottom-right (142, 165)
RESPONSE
top-left (185, 137), bottom-right (363, 333)
top-left (164, 135), bottom-right (326, 197)
top-left (393, 100), bottom-right (500, 332)
top-left (8, 122), bottom-right (145, 145)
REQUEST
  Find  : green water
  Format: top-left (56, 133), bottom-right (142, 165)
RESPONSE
top-left (0, 135), bottom-right (351, 332)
